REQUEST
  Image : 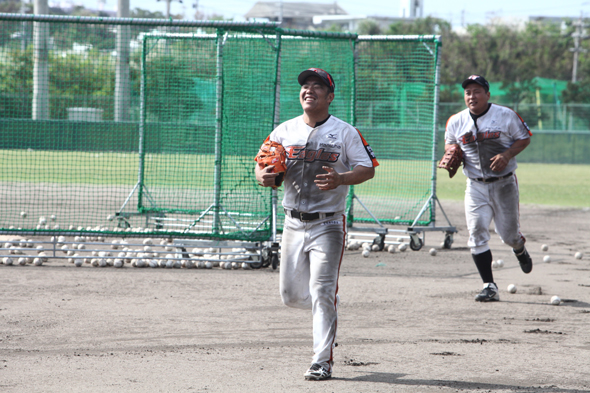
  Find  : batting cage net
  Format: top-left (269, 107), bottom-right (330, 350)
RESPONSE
top-left (0, 14), bottom-right (440, 240)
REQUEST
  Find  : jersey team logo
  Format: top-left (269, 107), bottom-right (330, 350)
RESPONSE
top-left (461, 130), bottom-right (501, 145)
top-left (286, 145), bottom-right (340, 163)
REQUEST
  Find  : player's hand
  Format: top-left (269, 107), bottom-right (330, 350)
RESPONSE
top-left (256, 164), bottom-right (279, 187)
top-left (315, 166), bottom-right (342, 190)
top-left (490, 153), bottom-right (510, 172)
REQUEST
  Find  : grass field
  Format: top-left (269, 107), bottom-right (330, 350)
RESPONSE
top-left (1, 150), bottom-right (588, 209)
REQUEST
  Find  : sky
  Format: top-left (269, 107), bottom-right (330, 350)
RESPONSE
top-left (52, 0), bottom-right (590, 27)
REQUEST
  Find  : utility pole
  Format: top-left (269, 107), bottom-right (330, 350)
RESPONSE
top-left (114, 0), bottom-right (130, 122)
top-left (33, 0), bottom-right (49, 120)
top-left (158, 0), bottom-right (183, 19)
top-left (570, 12), bottom-right (589, 83)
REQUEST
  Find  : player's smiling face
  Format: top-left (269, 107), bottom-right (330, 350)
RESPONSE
top-left (464, 83), bottom-right (490, 115)
top-left (300, 76), bottom-right (334, 113)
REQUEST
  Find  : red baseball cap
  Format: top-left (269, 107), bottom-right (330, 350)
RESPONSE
top-left (298, 68), bottom-right (335, 92)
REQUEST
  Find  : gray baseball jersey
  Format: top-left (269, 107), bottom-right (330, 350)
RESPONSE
top-left (445, 104), bottom-right (531, 179)
top-left (268, 114), bottom-right (378, 213)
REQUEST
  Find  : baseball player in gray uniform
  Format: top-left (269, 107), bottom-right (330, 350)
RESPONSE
top-left (444, 75), bottom-right (533, 302)
top-left (255, 68), bottom-right (378, 380)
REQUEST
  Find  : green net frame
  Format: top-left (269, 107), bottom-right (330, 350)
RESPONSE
top-left (0, 13), bottom-right (441, 240)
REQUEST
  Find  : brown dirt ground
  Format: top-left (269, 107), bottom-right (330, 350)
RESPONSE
top-left (1, 200), bottom-right (589, 392)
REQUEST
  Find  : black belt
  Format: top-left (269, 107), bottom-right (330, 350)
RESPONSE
top-left (284, 209), bottom-right (335, 222)
top-left (474, 172), bottom-right (513, 183)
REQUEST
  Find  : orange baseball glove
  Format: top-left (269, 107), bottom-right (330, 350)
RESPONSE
top-left (438, 144), bottom-right (464, 178)
top-left (255, 139), bottom-right (287, 188)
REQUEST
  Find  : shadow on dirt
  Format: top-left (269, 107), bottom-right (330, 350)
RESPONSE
top-left (338, 372), bottom-right (585, 392)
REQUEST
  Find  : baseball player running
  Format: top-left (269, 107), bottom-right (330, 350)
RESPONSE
top-left (255, 68), bottom-right (378, 380)
top-left (443, 75), bottom-right (533, 302)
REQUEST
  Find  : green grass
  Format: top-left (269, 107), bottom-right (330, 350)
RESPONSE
top-left (1, 150), bottom-right (588, 208)
top-left (436, 163), bottom-right (590, 208)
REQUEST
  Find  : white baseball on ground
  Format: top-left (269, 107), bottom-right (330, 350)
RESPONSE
top-left (492, 260), bottom-right (499, 269)
top-left (388, 244), bottom-right (395, 253)
top-left (543, 255), bottom-right (551, 263)
top-left (429, 248), bottom-right (437, 256)
top-left (362, 242), bottom-right (370, 250)
top-left (362, 249), bottom-right (370, 258)
top-left (574, 252), bottom-right (583, 260)
top-left (398, 243), bottom-right (407, 252)
top-left (507, 284), bottom-right (517, 293)
top-left (541, 244), bottom-right (549, 252)
top-left (371, 244), bottom-right (380, 251)
top-left (550, 295), bottom-right (561, 305)
top-left (496, 259), bottom-right (504, 268)
top-left (205, 261), bottom-right (213, 269)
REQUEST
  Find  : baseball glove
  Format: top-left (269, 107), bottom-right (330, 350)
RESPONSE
top-left (438, 144), bottom-right (464, 178)
top-left (255, 139), bottom-right (287, 188)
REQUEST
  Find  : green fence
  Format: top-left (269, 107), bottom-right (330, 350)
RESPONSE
top-left (0, 13), bottom-right (441, 239)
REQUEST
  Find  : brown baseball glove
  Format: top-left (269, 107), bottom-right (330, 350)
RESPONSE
top-left (438, 144), bottom-right (464, 178)
top-left (255, 139), bottom-right (287, 188)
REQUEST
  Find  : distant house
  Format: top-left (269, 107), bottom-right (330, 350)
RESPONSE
top-left (245, 1), bottom-right (348, 29)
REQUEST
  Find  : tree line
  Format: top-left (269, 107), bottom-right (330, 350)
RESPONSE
top-left (353, 17), bottom-right (590, 105)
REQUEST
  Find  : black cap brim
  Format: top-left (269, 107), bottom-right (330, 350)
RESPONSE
top-left (298, 70), bottom-right (334, 92)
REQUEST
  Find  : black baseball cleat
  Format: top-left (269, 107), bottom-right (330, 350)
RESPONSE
top-left (304, 363), bottom-right (332, 381)
top-left (475, 283), bottom-right (500, 302)
top-left (514, 247), bottom-right (533, 274)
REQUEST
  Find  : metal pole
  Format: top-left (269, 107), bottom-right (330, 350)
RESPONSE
top-left (430, 37), bottom-right (442, 224)
top-left (271, 31), bottom-right (282, 243)
top-left (32, 0), bottom-right (49, 120)
top-left (346, 37), bottom-right (357, 225)
top-left (115, 0), bottom-right (130, 121)
top-left (213, 30), bottom-right (227, 234)
top-left (137, 37), bottom-right (148, 211)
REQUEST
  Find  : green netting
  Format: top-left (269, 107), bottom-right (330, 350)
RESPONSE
top-left (0, 14), bottom-right (441, 239)
top-left (353, 37), bottom-right (439, 225)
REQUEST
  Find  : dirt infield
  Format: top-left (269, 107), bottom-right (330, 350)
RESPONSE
top-left (1, 201), bottom-right (589, 392)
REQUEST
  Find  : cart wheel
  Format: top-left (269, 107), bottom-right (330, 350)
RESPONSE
top-left (409, 235), bottom-right (423, 251)
top-left (250, 259), bottom-right (263, 269)
top-left (443, 233), bottom-right (454, 249)
top-left (372, 234), bottom-right (385, 251)
top-left (271, 254), bottom-right (279, 270)
top-left (260, 247), bottom-right (272, 268)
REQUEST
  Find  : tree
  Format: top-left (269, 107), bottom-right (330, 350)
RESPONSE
top-left (357, 19), bottom-right (381, 35)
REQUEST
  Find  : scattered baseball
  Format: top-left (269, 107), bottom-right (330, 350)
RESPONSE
top-left (496, 259), bottom-right (504, 268)
top-left (429, 248), bottom-right (437, 256)
top-left (38, 216), bottom-right (47, 225)
top-left (574, 252), bottom-right (583, 260)
top-left (371, 244), bottom-right (380, 251)
top-left (507, 284), bottom-right (517, 294)
top-left (3, 257), bottom-right (14, 266)
top-left (205, 261), bottom-right (213, 269)
top-left (492, 260), bottom-right (499, 269)
top-left (74, 258), bottom-right (84, 267)
top-left (20, 211), bottom-right (27, 218)
top-left (50, 214), bottom-right (57, 221)
top-left (107, 214), bottom-right (115, 221)
top-left (398, 243), bottom-right (407, 252)
top-left (541, 244), bottom-right (549, 252)
top-left (550, 295), bottom-right (561, 305)
top-left (543, 255), bottom-right (551, 263)
top-left (362, 242), bottom-right (371, 250)
top-left (362, 249), bottom-right (370, 258)
top-left (387, 244), bottom-right (396, 253)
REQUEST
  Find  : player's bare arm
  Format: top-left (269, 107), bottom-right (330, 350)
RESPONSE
top-left (255, 163), bottom-right (279, 187)
top-left (489, 138), bottom-right (530, 172)
top-left (314, 165), bottom-right (375, 191)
